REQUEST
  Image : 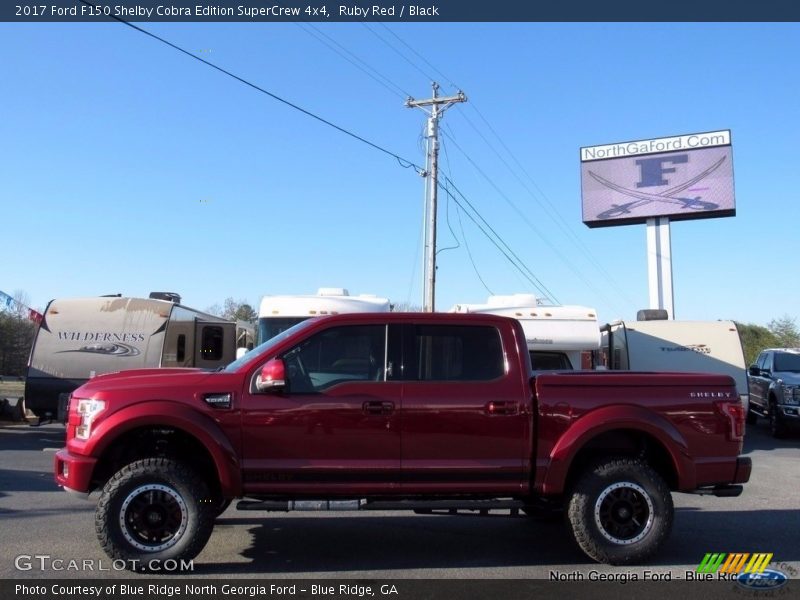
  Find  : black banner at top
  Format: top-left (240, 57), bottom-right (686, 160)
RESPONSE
top-left (3, 0), bottom-right (800, 22)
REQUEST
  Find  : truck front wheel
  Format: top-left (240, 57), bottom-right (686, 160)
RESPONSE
top-left (95, 458), bottom-right (215, 570)
top-left (566, 458), bottom-right (673, 565)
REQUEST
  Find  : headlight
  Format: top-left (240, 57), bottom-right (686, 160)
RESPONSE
top-left (75, 399), bottom-right (106, 440)
top-left (781, 385), bottom-right (800, 406)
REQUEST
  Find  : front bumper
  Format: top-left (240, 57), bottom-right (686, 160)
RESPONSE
top-left (54, 448), bottom-right (97, 497)
top-left (778, 404), bottom-right (800, 421)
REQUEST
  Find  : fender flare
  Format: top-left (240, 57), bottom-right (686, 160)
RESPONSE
top-left (539, 404), bottom-right (694, 495)
top-left (84, 401), bottom-right (242, 497)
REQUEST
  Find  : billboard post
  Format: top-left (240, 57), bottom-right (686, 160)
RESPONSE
top-left (580, 130), bottom-right (735, 319)
top-left (647, 217), bottom-right (674, 318)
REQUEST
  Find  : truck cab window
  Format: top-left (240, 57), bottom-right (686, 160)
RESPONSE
top-left (412, 325), bottom-right (504, 381)
top-left (282, 325), bottom-right (387, 393)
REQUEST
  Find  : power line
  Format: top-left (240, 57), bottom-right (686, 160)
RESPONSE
top-left (440, 176), bottom-right (559, 303)
top-left (374, 23), bottom-right (462, 93)
top-left (462, 104), bottom-right (639, 311)
top-left (78, 0), bottom-right (424, 175)
top-left (295, 23), bottom-right (412, 100)
top-left (369, 24), bottom-right (635, 314)
top-left (443, 125), bottom-right (635, 307)
top-left (439, 136), bottom-right (493, 296)
top-left (361, 23), bottom-right (439, 86)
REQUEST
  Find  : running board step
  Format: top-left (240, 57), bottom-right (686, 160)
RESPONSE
top-left (236, 498), bottom-right (526, 513)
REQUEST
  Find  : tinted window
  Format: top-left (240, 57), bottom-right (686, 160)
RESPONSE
top-left (177, 334), bottom-right (186, 363)
top-left (773, 352), bottom-right (800, 372)
top-left (200, 326), bottom-right (224, 361)
top-left (531, 351), bottom-right (572, 370)
top-left (411, 325), bottom-right (504, 381)
top-left (282, 325), bottom-right (386, 393)
top-left (258, 316), bottom-right (308, 345)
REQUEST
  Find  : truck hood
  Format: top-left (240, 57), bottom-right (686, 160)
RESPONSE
top-left (72, 368), bottom-right (216, 397)
top-left (775, 371), bottom-right (800, 385)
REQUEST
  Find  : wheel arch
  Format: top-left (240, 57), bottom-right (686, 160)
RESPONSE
top-left (539, 405), bottom-right (691, 495)
top-left (85, 402), bottom-right (241, 498)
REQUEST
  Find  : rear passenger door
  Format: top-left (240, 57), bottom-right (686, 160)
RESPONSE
top-left (400, 323), bottom-right (529, 494)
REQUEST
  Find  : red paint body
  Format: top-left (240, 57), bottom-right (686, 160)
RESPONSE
top-left (55, 313), bottom-right (750, 501)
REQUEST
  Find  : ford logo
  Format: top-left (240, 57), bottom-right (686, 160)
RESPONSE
top-left (736, 569), bottom-right (788, 590)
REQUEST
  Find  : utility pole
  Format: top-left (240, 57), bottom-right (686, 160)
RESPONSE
top-left (406, 82), bottom-right (466, 312)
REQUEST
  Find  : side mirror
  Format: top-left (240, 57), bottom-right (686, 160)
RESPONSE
top-left (256, 358), bottom-right (286, 392)
top-left (748, 365), bottom-right (760, 377)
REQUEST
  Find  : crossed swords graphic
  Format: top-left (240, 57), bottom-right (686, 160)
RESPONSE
top-left (589, 156), bottom-right (726, 220)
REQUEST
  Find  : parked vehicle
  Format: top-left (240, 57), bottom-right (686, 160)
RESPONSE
top-left (450, 294), bottom-right (600, 369)
top-left (256, 287), bottom-right (391, 344)
top-left (55, 312), bottom-right (750, 569)
top-left (748, 348), bottom-right (800, 437)
top-left (25, 293), bottom-right (241, 418)
top-left (599, 317), bottom-right (750, 419)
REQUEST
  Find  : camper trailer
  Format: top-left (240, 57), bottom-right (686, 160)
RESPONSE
top-left (600, 318), bottom-right (749, 414)
top-left (449, 294), bottom-right (601, 369)
top-left (25, 294), bottom-right (239, 418)
top-left (256, 288), bottom-right (392, 345)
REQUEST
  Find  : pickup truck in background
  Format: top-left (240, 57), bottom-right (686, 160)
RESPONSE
top-left (748, 347), bottom-right (800, 437)
top-left (54, 313), bottom-right (751, 569)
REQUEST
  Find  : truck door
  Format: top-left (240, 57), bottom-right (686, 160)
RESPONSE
top-left (748, 351), bottom-right (770, 413)
top-left (240, 323), bottom-right (402, 495)
top-left (399, 323), bottom-right (528, 494)
top-left (194, 321), bottom-right (236, 368)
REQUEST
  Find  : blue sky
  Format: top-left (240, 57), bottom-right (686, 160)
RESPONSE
top-left (2, 22), bottom-right (798, 325)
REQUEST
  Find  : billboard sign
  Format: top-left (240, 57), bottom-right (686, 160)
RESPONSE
top-left (580, 130), bottom-right (735, 228)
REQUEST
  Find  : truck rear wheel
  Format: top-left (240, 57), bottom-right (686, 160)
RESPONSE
top-left (95, 458), bottom-right (215, 570)
top-left (566, 458), bottom-right (673, 565)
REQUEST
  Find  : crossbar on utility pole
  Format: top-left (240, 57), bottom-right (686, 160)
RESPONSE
top-left (406, 82), bottom-right (466, 312)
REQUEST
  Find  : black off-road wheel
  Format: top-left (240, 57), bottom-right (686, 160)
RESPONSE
top-left (95, 458), bottom-right (215, 571)
top-left (566, 458), bottom-right (673, 565)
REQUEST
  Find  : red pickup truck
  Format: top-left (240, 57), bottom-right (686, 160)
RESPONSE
top-left (55, 313), bottom-right (750, 568)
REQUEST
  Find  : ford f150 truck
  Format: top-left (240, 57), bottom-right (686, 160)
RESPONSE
top-left (54, 313), bottom-right (751, 568)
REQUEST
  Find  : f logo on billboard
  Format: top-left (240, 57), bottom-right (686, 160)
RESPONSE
top-left (635, 154), bottom-right (688, 188)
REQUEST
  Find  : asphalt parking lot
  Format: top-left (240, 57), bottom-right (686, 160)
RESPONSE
top-left (0, 421), bottom-right (798, 581)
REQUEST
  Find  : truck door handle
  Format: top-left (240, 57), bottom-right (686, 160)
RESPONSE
top-left (485, 401), bottom-right (518, 415)
top-left (363, 401), bottom-right (394, 416)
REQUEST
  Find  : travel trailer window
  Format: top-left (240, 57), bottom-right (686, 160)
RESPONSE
top-left (201, 326), bottom-right (224, 361)
top-left (177, 335), bottom-right (186, 363)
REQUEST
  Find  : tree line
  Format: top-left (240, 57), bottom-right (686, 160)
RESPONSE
top-left (736, 316), bottom-right (800, 366)
top-left (0, 293), bottom-right (37, 377)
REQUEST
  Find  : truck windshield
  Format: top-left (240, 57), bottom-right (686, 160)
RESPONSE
top-left (773, 352), bottom-right (800, 372)
top-left (224, 319), bottom-right (317, 372)
top-left (257, 317), bottom-right (308, 345)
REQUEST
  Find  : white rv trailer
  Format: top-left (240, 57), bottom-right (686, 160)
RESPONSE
top-left (25, 294), bottom-right (239, 417)
top-left (449, 294), bottom-right (601, 370)
top-left (600, 319), bottom-right (749, 412)
top-left (256, 288), bottom-right (392, 345)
